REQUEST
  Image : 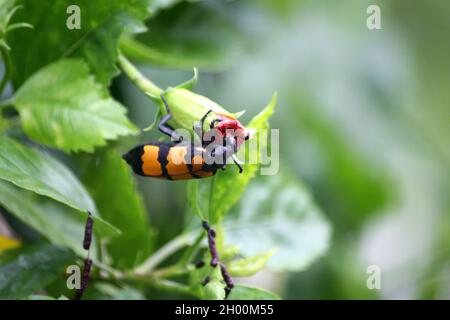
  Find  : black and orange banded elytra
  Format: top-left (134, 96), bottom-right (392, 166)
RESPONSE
top-left (123, 142), bottom-right (216, 180)
top-left (122, 95), bottom-right (250, 181)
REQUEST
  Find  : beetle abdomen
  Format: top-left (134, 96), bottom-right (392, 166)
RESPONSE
top-left (122, 142), bottom-right (216, 180)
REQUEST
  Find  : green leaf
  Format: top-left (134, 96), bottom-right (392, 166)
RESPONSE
top-left (224, 174), bottom-right (332, 272)
top-left (13, 59), bottom-right (138, 153)
top-left (121, 1), bottom-right (245, 70)
top-left (0, 2), bottom-right (33, 44)
top-left (9, 0), bottom-right (151, 87)
top-left (0, 181), bottom-right (99, 256)
top-left (227, 249), bottom-right (276, 277)
top-left (0, 135), bottom-right (93, 210)
top-left (82, 150), bottom-right (154, 269)
top-left (0, 136), bottom-right (120, 238)
top-left (0, 244), bottom-right (75, 299)
top-left (187, 94), bottom-right (277, 224)
top-left (227, 285), bottom-right (281, 300)
top-left (0, 0), bottom-right (16, 25)
top-left (95, 283), bottom-right (145, 300)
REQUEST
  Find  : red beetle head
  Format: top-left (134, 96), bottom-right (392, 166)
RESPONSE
top-left (214, 114), bottom-right (251, 150)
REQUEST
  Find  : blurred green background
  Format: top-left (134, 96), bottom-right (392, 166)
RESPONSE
top-left (115, 0), bottom-right (449, 299)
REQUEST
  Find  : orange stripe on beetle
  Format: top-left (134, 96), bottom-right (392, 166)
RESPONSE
top-left (141, 145), bottom-right (163, 176)
top-left (191, 154), bottom-right (205, 171)
top-left (166, 146), bottom-right (190, 176)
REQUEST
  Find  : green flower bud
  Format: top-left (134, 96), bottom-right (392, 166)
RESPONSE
top-left (227, 249), bottom-right (276, 277)
top-left (160, 87), bottom-right (245, 133)
top-left (118, 54), bottom-right (249, 136)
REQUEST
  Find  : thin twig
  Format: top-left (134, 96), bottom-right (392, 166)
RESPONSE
top-left (178, 230), bottom-right (204, 267)
top-left (117, 51), bottom-right (163, 98)
top-left (122, 274), bottom-right (195, 297)
top-left (133, 233), bottom-right (192, 274)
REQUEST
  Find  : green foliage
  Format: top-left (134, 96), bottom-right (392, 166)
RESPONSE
top-left (95, 283), bottom-right (145, 300)
top-left (8, 0), bottom-right (151, 87)
top-left (228, 285), bottom-right (281, 300)
top-left (190, 262), bottom-right (226, 300)
top-left (0, 244), bottom-right (75, 299)
top-left (0, 136), bottom-right (118, 238)
top-left (0, 181), bottom-right (97, 257)
top-left (0, 114), bottom-right (8, 132)
top-left (0, 135), bottom-right (91, 211)
top-left (82, 150), bottom-right (154, 269)
top-left (227, 249), bottom-right (276, 277)
top-left (13, 59), bottom-right (137, 152)
top-left (121, 1), bottom-right (244, 70)
top-left (225, 174), bottom-right (331, 272)
top-left (0, 1), bottom-right (32, 50)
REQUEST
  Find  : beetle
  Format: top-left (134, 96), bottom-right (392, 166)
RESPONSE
top-left (122, 95), bottom-right (250, 180)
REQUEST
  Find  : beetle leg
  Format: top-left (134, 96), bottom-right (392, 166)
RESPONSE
top-left (159, 94), bottom-right (182, 142)
top-left (200, 110), bottom-right (214, 138)
top-left (210, 118), bottom-right (222, 130)
top-left (200, 109), bottom-right (214, 129)
top-left (194, 109), bottom-right (214, 147)
top-left (232, 154), bottom-right (243, 173)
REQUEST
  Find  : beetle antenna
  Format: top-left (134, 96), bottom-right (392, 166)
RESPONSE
top-left (202, 221), bottom-right (234, 298)
top-left (220, 263), bottom-right (234, 298)
top-left (74, 211), bottom-right (94, 300)
top-left (202, 221), bottom-right (219, 267)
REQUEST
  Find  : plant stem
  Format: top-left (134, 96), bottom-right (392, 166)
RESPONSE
top-left (150, 264), bottom-right (193, 278)
top-left (178, 230), bottom-right (204, 267)
top-left (117, 51), bottom-right (163, 98)
top-left (133, 233), bottom-right (193, 274)
top-left (94, 260), bottom-right (123, 279)
top-left (0, 45), bottom-right (12, 95)
top-left (128, 276), bottom-right (194, 297)
top-left (150, 279), bottom-right (194, 296)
